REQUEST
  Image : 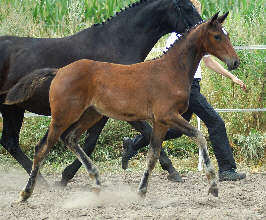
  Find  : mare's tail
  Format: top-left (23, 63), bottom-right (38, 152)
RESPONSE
top-left (4, 68), bottom-right (58, 105)
top-left (0, 40), bottom-right (12, 92)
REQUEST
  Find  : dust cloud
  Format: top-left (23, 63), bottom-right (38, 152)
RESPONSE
top-left (62, 183), bottom-right (140, 209)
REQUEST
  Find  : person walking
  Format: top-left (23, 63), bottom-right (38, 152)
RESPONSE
top-left (122, 0), bottom-right (247, 182)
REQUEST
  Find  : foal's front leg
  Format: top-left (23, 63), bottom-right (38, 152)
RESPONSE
top-left (138, 122), bottom-right (168, 196)
top-left (166, 113), bottom-right (218, 197)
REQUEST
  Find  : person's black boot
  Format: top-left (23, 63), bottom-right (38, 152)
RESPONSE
top-left (219, 169), bottom-right (246, 181)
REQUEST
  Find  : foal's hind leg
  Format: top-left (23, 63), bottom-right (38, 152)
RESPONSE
top-left (20, 123), bottom-right (63, 202)
top-left (61, 108), bottom-right (103, 191)
top-left (138, 123), bottom-right (168, 196)
top-left (166, 113), bottom-right (218, 197)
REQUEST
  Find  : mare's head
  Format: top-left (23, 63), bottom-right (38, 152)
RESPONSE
top-left (163, 0), bottom-right (203, 33)
top-left (201, 12), bottom-right (239, 70)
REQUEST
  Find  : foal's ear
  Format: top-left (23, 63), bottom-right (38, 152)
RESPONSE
top-left (210, 12), bottom-right (219, 25)
top-left (217, 11), bottom-right (229, 24)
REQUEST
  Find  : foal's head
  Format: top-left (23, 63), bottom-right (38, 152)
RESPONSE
top-left (201, 12), bottom-right (240, 70)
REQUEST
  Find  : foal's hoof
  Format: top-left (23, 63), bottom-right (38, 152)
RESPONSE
top-left (91, 186), bottom-right (101, 195)
top-left (19, 190), bottom-right (32, 202)
top-left (167, 172), bottom-right (183, 183)
top-left (208, 186), bottom-right (218, 197)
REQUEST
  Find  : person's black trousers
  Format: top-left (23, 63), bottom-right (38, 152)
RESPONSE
top-left (165, 79), bottom-right (237, 172)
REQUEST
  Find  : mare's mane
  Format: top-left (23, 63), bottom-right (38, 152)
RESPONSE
top-left (92, 0), bottom-right (153, 27)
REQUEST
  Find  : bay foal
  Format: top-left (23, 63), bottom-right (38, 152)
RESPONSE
top-left (19, 12), bottom-right (239, 201)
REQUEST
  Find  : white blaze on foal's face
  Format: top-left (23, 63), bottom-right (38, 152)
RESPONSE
top-left (222, 27), bottom-right (228, 36)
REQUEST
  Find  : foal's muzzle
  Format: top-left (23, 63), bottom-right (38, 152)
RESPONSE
top-left (227, 58), bottom-right (240, 71)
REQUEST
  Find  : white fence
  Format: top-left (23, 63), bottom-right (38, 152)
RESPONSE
top-left (151, 45), bottom-right (266, 53)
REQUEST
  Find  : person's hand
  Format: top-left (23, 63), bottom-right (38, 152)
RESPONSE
top-left (232, 76), bottom-right (247, 91)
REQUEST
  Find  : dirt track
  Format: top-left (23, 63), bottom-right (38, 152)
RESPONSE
top-left (0, 169), bottom-right (265, 220)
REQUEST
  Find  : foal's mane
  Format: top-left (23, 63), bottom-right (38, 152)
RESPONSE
top-left (165, 16), bottom-right (227, 55)
top-left (151, 20), bottom-right (205, 61)
top-left (166, 21), bottom-right (205, 52)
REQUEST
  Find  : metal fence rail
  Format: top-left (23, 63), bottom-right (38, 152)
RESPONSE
top-left (151, 45), bottom-right (266, 53)
top-left (215, 108), bottom-right (266, 112)
top-left (0, 108), bottom-right (260, 118)
top-left (196, 108), bottom-right (266, 171)
top-left (196, 108), bottom-right (266, 131)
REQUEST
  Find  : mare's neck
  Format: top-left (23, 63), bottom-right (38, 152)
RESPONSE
top-left (163, 26), bottom-right (206, 84)
top-left (72, 0), bottom-right (174, 64)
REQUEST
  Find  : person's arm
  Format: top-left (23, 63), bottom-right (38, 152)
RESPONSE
top-left (202, 56), bottom-right (247, 91)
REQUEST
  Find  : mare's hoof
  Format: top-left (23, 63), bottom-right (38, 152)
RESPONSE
top-left (208, 186), bottom-right (218, 197)
top-left (121, 138), bottom-right (137, 170)
top-left (19, 190), bottom-right (31, 202)
top-left (54, 179), bottom-right (68, 188)
top-left (167, 172), bottom-right (183, 182)
top-left (137, 188), bottom-right (147, 198)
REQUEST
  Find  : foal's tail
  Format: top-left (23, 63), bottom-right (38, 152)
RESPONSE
top-left (4, 68), bottom-right (58, 105)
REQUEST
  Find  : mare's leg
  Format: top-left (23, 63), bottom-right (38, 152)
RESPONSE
top-left (60, 108), bottom-right (103, 190)
top-left (159, 110), bottom-right (193, 182)
top-left (59, 117), bottom-right (108, 186)
top-left (0, 105), bottom-right (31, 171)
top-left (122, 121), bottom-right (152, 169)
top-left (138, 122), bottom-right (168, 196)
top-left (0, 104), bottom-right (47, 183)
top-left (165, 113), bottom-right (218, 197)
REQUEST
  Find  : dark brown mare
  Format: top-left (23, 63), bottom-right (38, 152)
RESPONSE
top-left (15, 12), bottom-right (240, 201)
top-left (0, 0), bottom-right (202, 185)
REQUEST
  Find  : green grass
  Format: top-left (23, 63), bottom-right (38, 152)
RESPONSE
top-left (0, 0), bottom-right (135, 36)
top-left (201, 0), bottom-right (264, 21)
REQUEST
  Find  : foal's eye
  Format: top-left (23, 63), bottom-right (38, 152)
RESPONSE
top-left (214, 35), bottom-right (221, 41)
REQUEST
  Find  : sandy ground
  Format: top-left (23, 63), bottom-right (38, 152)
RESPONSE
top-left (0, 168), bottom-right (265, 220)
